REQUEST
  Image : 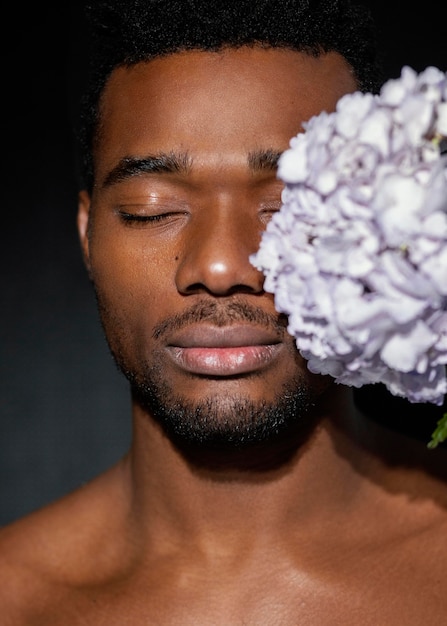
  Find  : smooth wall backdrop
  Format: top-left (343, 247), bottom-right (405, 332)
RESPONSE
top-left (1, 2), bottom-right (446, 525)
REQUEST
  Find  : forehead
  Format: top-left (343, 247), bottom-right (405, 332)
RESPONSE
top-left (95, 47), bottom-right (357, 185)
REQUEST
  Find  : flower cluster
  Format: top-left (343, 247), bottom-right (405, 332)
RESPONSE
top-left (251, 66), bottom-right (447, 440)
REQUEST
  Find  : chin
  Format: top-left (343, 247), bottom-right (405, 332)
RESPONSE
top-left (129, 369), bottom-right (330, 469)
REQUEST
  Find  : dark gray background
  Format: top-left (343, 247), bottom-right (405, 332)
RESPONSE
top-left (1, 2), bottom-right (446, 525)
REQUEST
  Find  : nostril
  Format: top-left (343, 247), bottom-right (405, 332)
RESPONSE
top-left (183, 282), bottom-right (264, 297)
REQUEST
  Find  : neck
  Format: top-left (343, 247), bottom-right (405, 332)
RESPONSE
top-left (118, 386), bottom-right (444, 552)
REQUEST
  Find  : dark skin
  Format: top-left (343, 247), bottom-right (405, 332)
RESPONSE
top-left (0, 47), bottom-right (446, 625)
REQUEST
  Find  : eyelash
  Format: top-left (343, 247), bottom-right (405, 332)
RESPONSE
top-left (260, 203), bottom-right (281, 220)
top-left (119, 211), bottom-right (168, 223)
top-left (117, 201), bottom-right (281, 226)
top-left (118, 210), bottom-right (189, 226)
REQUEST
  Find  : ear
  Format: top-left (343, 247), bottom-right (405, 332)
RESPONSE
top-left (77, 190), bottom-right (92, 276)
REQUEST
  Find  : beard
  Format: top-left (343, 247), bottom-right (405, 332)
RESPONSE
top-left (125, 361), bottom-right (323, 470)
top-left (130, 365), bottom-right (318, 444)
top-left (96, 296), bottom-right (329, 466)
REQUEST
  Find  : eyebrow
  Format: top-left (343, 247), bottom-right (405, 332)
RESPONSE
top-left (103, 151), bottom-right (192, 188)
top-left (102, 148), bottom-right (282, 188)
top-left (247, 148), bottom-right (282, 172)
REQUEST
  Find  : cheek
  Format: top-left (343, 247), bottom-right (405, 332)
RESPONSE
top-left (89, 220), bottom-right (176, 294)
top-left (88, 228), bottom-right (178, 342)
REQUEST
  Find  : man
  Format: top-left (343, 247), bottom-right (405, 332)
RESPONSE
top-left (1, 1), bottom-right (445, 623)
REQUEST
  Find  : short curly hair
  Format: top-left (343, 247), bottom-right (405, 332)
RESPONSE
top-left (78, 0), bottom-right (383, 191)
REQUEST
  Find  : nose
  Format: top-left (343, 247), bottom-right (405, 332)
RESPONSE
top-left (175, 206), bottom-right (266, 296)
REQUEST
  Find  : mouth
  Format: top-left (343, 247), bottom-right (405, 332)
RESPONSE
top-left (165, 324), bottom-right (284, 376)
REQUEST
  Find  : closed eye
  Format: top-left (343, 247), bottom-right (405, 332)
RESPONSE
top-left (119, 211), bottom-right (176, 223)
top-left (259, 201), bottom-right (282, 224)
top-left (116, 204), bottom-right (189, 227)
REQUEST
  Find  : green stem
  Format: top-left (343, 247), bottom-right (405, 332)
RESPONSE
top-left (427, 412), bottom-right (447, 449)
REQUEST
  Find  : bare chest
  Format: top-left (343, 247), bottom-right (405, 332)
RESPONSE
top-left (23, 544), bottom-right (446, 626)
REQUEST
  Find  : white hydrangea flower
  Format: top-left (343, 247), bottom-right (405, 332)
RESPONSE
top-left (251, 66), bottom-right (447, 405)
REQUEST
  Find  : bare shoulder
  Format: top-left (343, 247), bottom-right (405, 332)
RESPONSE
top-left (0, 512), bottom-right (59, 625)
top-left (0, 461), bottom-right (129, 624)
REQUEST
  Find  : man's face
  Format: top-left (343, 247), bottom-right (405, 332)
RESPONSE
top-left (78, 47), bottom-right (357, 453)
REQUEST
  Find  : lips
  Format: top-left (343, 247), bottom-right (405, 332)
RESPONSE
top-left (165, 324), bottom-right (283, 376)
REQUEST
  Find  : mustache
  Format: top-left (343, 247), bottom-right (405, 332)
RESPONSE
top-left (152, 300), bottom-right (288, 340)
